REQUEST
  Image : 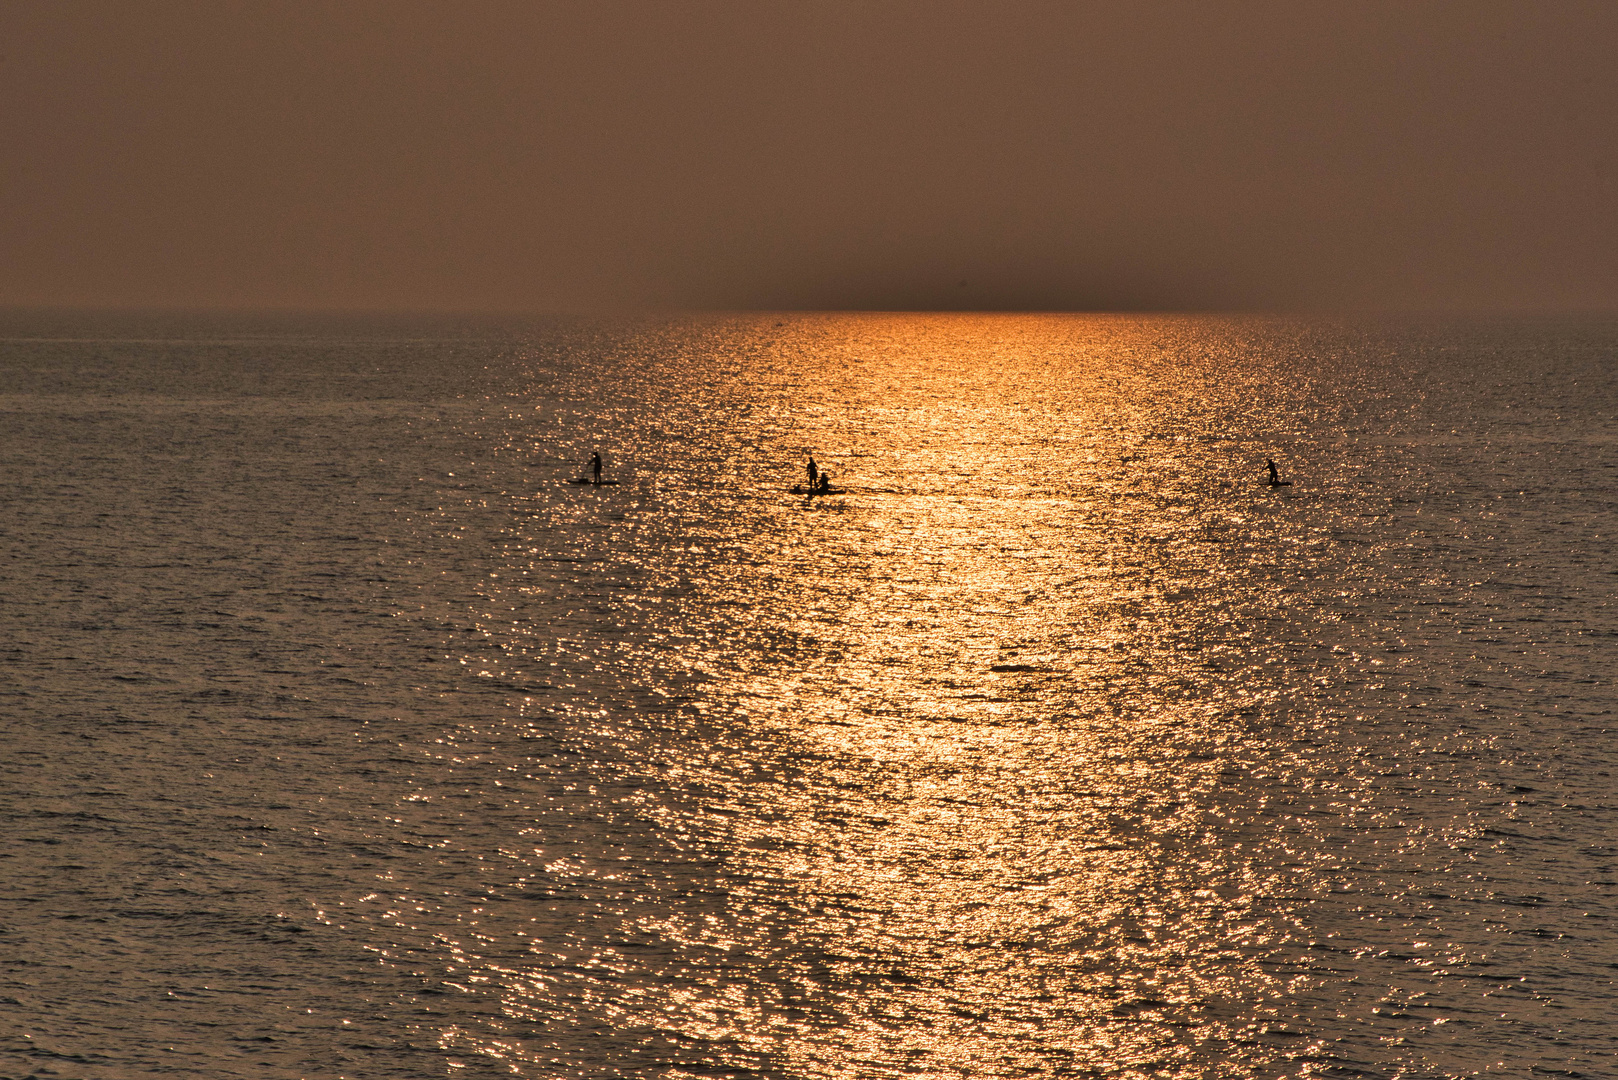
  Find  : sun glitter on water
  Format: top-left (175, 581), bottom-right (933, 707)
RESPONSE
top-left (436, 315), bottom-right (1339, 1076)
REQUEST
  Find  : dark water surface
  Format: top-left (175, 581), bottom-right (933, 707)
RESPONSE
top-left (2, 312), bottom-right (1615, 1078)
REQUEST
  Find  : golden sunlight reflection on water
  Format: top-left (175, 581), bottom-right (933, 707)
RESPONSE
top-left (634, 319), bottom-right (1311, 1075)
top-left (479, 316), bottom-right (1324, 1076)
top-left (387, 314), bottom-right (1613, 1078)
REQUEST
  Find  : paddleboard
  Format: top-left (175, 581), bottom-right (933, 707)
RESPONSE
top-left (570, 478), bottom-right (621, 485)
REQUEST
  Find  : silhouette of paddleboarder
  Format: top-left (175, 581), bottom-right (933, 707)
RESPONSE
top-left (807, 455), bottom-right (818, 490)
top-left (591, 452), bottom-right (602, 485)
top-left (1266, 458), bottom-right (1291, 486)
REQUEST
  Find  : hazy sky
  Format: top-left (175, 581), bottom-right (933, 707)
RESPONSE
top-left (2, 1), bottom-right (1615, 312)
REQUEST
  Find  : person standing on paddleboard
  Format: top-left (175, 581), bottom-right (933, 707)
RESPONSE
top-left (591, 452), bottom-right (602, 485)
top-left (807, 455), bottom-right (818, 490)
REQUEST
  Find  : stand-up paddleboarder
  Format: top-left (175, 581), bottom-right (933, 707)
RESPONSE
top-left (807, 455), bottom-right (818, 490)
top-left (591, 452), bottom-right (602, 485)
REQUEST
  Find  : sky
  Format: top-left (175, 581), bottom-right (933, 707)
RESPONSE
top-left (2, 0), bottom-right (1615, 313)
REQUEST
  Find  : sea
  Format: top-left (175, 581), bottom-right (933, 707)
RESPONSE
top-left (1, 310), bottom-right (1614, 1079)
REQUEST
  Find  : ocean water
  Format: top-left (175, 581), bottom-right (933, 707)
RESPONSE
top-left (1, 311), bottom-right (1614, 1079)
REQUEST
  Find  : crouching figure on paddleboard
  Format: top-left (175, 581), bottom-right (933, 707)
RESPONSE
top-left (791, 460), bottom-right (844, 495)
